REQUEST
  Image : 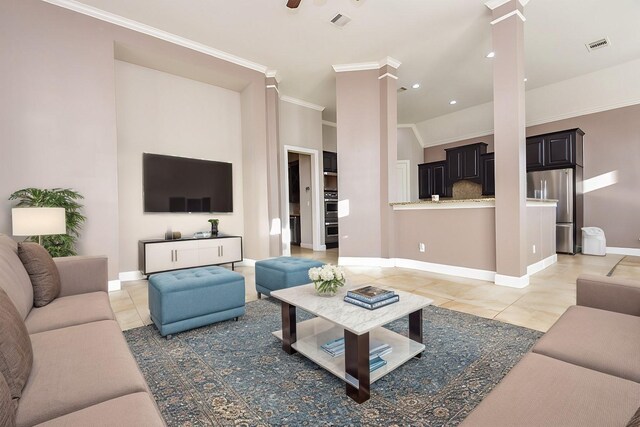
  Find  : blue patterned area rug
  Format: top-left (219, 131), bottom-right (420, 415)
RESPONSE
top-left (124, 299), bottom-right (541, 426)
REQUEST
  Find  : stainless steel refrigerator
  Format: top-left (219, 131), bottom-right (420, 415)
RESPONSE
top-left (527, 167), bottom-right (583, 254)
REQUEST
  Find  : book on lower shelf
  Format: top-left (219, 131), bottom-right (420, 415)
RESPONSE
top-left (321, 338), bottom-right (393, 361)
top-left (344, 295), bottom-right (399, 310)
top-left (347, 285), bottom-right (396, 304)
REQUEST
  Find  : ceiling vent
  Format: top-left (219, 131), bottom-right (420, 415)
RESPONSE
top-left (330, 13), bottom-right (351, 28)
top-left (397, 87), bottom-right (407, 93)
top-left (586, 37), bottom-right (610, 52)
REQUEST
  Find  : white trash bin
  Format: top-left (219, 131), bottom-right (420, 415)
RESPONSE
top-left (582, 227), bottom-right (606, 256)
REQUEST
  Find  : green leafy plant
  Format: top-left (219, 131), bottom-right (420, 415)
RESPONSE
top-left (9, 188), bottom-right (85, 257)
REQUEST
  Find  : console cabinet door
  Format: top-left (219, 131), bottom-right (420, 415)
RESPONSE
top-left (218, 237), bottom-right (242, 264)
top-left (173, 241), bottom-right (200, 269)
top-left (144, 243), bottom-right (175, 274)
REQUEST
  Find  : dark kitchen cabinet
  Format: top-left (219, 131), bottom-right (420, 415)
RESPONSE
top-left (480, 152), bottom-right (495, 196)
top-left (418, 161), bottom-right (448, 199)
top-left (445, 142), bottom-right (488, 184)
top-left (526, 129), bottom-right (584, 171)
top-left (323, 151), bottom-right (337, 173)
top-left (288, 161), bottom-right (300, 203)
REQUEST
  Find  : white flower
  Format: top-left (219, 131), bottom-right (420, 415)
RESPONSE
top-left (320, 267), bottom-right (334, 281)
top-left (308, 267), bottom-right (321, 281)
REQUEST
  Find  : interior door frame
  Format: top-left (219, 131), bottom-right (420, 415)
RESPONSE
top-left (282, 145), bottom-right (324, 255)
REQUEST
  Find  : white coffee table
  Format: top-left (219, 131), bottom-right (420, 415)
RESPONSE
top-left (271, 283), bottom-right (433, 403)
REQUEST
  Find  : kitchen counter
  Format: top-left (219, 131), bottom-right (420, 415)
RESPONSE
top-left (390, 198), bottom-right (557, 210)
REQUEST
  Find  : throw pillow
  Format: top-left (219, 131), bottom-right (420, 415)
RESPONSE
top-left (627, 407), bottom-right (640, 427)
top-left (0, 288), bottom-right (33, 400)
top-left (17, 242), bottom-right (61, 307)
top-left (0, 373), bottom-right (16, 427)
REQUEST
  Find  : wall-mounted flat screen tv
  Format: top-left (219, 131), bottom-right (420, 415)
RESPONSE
top-left (143, 153), bottom-right (233, 213)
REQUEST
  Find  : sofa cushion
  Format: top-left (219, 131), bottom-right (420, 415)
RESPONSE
top-left (0, 288), bottom-right (32, 400)
top-left (532, 305), bottom-right (640, 382)
top-left (33, 393), bottom-right (165, 427)
top-left (16, 320), bottom-right (149, 427)
top-left (628, 407), bottom-right (640, 427)
top-left (461, 353), bottom-right (640, 427)
top-left (0, 235), bottom-right (34, 320)
top-left (0, 373), bottom-right (16, 427)
top-left (18, 242), bottom-right (60, 307)
top-left (25, 291), bottom-right (114, 334)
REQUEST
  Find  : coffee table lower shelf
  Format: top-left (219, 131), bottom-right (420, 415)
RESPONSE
top-left (273, 317), bottom-right (425, 387)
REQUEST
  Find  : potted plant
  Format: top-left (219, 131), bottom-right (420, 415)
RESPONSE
top-left (9, 188), bottom-right (85, 257)
top-left (308, 264), bottom-right (346, 296)
top-left (208, 219), bottom-right (219, 236)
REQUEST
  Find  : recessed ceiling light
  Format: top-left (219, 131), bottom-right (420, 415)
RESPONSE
top-left (449, 100), bottom-right (457, 105)
top-left (412, 83), bottom-right (420, 89)
top-left (524, 78), bottom-right (528, 82)
top-left (486, 51), bottom-right (495, 58)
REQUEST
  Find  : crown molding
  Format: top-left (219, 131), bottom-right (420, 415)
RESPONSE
top-left (280, 95), bottom-right (325, 112)
top-left (491, 9), bottom-right (526, 25)
top-left (333, 56), bottom-right (401, 73)
top-left (266, 84), bottom-right (280, 94)
top-left (322, 120), bottom-right (337, 128)
top-left (485, 0), bottom-right (529, 10)
top-left (265, 69), bottom-right (281, 83)
top-left (378, 73), bottom-right (398, 80)
top-left (42, 0), bottom-right (270, 74)
top-left (397, 124), bottom-right (426, 148)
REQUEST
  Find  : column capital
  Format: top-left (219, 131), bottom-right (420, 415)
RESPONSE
top-left (333, 56), bottom-right (401, 73)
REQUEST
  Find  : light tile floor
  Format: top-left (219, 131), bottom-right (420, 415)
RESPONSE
top-left (109, 247), bottom-right (639, 333)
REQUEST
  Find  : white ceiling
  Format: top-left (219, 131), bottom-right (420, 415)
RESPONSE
top-left (70, 0), bottom-right (640, 123)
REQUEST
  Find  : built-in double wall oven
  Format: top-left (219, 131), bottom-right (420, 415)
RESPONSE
top-left (324, 191), bottom-right (338, 246)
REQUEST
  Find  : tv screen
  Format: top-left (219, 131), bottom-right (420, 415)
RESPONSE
top-left (143, 153), bottom-right (233, 213)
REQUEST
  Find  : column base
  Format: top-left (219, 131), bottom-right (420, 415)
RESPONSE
top-left (494, 273), bottom-right (530, 288)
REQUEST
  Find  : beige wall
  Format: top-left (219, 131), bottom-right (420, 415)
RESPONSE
top-left (397, 128), bottom-right (424, 201)
top-left (424, 104), bottom-right (640, 249)
top-left (115, 61), bottom-right (244, 272)
top-left (0, 0), bottom-right (270, 278)
top-left (322, 124), bottom-right (337, 153)
top-left (393, 208), bottom-right (497, 271)
top-left (527, 206), bottom-right (556, 265)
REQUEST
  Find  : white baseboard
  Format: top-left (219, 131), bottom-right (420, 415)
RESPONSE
top-left (394, 258), bottom-right (496, 282)
top-left (108, 280), bottom-right (121, 292)
top-left (527, 254), bottom-right (558, 276)
top-left (301, 243), bottom-right (314, 250)
top-left (606, 247), bottom-right (640, 256)
top-left (119, 270), bottom-right (144, 282)
top-left (237, 258), bottom-right (256, 267)
top-left (494, 273), bottom-right (530, 288)
top-left (338, 257), bottom-right (396, 268)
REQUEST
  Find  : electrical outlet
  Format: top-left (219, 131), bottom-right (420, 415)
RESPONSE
top-left (419, 243), bottom-right (426, 253)
top-left (532, 244), bottom-right (536, 254)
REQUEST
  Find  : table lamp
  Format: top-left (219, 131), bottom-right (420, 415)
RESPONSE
top-left (12, 207), bottom-right (67, 245)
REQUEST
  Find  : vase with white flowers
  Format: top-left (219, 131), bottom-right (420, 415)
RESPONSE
top-left (308, 264), bottom-right (346, 296)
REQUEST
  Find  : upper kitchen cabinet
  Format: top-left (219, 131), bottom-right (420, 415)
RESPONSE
top-left (418, 161), bottom-right (448, 199)
top-left (480, 152), bottom-right (495, 196)
top-left (445, 142), bottom-right (488, 183)
top-left (526, 129), bottom-right (584, 171)
top-left (323, 151), bottom-right (337, 173)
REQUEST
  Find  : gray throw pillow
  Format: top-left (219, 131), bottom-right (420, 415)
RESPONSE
top-left (0, 288), bottom-right (33, 400)
top-left (18, 242), bottom-right (61, 307)
top-left (0, 373), bottom-right (16, 427)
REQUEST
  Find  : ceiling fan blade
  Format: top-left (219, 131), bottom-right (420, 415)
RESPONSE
top-left (286, 0), bottom-right (302, 9)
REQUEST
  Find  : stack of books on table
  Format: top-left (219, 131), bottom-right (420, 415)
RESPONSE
top-left (321, 338), bottom-right (392, 372)
top-left (343, 285), bottom-right (399, 310)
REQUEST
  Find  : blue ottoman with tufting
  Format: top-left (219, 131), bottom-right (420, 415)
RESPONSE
top-left (255, 256), bottom-right (325, 298)
top-left (148, 266), bottom-right (245, 338)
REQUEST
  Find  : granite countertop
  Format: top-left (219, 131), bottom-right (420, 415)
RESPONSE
top-left (390, 197), bottom-right (558, 207)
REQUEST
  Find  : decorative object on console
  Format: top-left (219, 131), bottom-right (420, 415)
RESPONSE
top-left (171, 231), bottom-right (181, 240)
top-left (308, 264), bottom-right (345, 296)
top-left (9, 188), bottom-right (84, 257)
top-left (208, 219), bottom-right (219, 236)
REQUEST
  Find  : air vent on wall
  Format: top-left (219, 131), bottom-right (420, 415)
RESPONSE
top-left (330, 13), bottom-right (351, 28)
top-left (398, 87), bottom-right (407, 93)
top-left (586, 37), bottom-right (610, 52)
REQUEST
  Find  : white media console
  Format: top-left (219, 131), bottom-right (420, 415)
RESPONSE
top-left (138, 235), bottom-right (243, 275)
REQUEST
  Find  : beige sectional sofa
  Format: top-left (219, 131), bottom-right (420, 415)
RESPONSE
top-left (462, 274), bottom-right (640, 427)
top-left (0, 235), bottom-right (165, 426)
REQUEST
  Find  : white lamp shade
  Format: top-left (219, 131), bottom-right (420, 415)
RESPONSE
top-left (12, 208), bottom-right (67, 236)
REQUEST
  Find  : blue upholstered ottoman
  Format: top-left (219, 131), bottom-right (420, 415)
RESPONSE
top-left (255, 257), bottom-right (324, 298)
top-left (148, 266), bottom-right (245, 337)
